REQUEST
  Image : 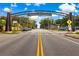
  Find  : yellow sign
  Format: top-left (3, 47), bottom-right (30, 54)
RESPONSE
top-left (67, 20), bottom-right (72, 24)
top-left (67, 20), bottom-right (72, 26)
top-left (68, 25), bottom-right (71, 27)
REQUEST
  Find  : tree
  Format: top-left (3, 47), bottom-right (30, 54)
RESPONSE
top-left (74, 15), bottom-right (79, 26)
top-left (12, 16), bottom-right (36, 28)
top-left (0, 16), bottom-right (6, 31)
top-left (55, 15), bottom-right (79, 27)
top-left (55, 16), bottom-right (68, 27)
top-left (40, 18), bottom-right (53, 29)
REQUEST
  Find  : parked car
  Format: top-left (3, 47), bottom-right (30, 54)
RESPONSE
top-left (75, 26), bottom-right (79, 30)
top-left (59, 27), bottom-right (68, 31)
top-left (22, 27), bottom-right (32, 31)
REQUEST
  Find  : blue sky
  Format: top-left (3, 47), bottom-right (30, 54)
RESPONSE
top-left (0, 3), bottom-right (79, 16)
top-left (0, 3), bottom-right (62, 13)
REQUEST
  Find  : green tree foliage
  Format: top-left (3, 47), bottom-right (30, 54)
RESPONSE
top-left (12, 16), bottom-right (36, 28)
top-left (40, 18), bottom-right (53, 29)
top-left (55, 15), bottom-right (79, 27)
top-left (0, 19), bottom-right (6, 26)
top-left (0, 16), bottom-right (6, 31)
top-left (55, 16), bottom-right (68, 27)
top-left (0, 16), bottom-right (6, 26)
top-left (74, 15), bottom-right (79, 26)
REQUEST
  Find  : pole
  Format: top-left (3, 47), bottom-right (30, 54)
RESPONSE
top-left (5, 6), bottom-right (12, 31)
top-left (5, 12), bottom-right (12, 31)
top-left (69, 12), bottom-right (75, 31)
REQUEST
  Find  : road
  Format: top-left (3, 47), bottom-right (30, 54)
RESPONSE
top-left (0, 29), bottom-right (79, 56)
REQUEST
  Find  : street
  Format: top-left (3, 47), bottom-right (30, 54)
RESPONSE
top-left (0, 29), bottom-right (79, 56)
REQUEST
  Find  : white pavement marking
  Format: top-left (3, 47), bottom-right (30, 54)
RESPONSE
top-left (47, 31), bottom-right (79, 46)
top-left (63, 37), bottom-right (79, 45)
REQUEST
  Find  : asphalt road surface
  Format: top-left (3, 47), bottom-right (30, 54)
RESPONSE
top-left (0, 29), bottom-right (79, 56)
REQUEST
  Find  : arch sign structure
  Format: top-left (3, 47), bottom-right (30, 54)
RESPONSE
top-left (6, 10), bottom-right (68, 31)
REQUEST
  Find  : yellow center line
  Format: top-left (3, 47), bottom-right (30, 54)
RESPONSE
top-left (36, 36), bottom-right (40, 56)
top-left (36, 32), bottom-right (44, 56)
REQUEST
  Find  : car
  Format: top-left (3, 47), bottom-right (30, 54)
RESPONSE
top-left (22, 27), bottom-right (32, 31)
top-left (59, 27), bottom-right (68, 31)
top-left (75, 26), bottom-right (79, 30)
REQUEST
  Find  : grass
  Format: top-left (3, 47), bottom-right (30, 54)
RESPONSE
top-left (0, 31), bottom-right (21, 34)
top-left (58, 30), bottom-right (67, 31)
top-left (75, 32), bottom-right (79, 34)
top-left (52, 30), bottom-right (67, 32)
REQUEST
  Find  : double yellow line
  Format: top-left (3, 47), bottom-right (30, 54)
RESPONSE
top-left (36, 32), bottom-right (44, 56)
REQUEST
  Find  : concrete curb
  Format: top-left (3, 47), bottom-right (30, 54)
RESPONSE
top-left (65, 34), bottom-right (79, 39)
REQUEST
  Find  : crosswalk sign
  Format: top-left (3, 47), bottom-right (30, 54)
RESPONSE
top-left (67, 20), bottom-right (72, 31)
top-left (67, 20), bottom-right (72, 26)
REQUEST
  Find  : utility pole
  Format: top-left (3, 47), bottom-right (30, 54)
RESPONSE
top-left (48, 18), bottom-right (50, 29)
top-left (69, 12), bottom-right (75, 31)
top-left (5, 6), bottom-right (12, 31)
top-left (5, 12), bottom-right (12, 31)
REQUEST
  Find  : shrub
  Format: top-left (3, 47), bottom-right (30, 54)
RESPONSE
top-left (75, 32), bottom-right (79, 34)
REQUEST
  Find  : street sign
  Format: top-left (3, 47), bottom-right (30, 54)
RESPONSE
top-left (13, 21), bottom-right (17, 23)
top-left (67, 20), bottom-right (72, 31)
top-left (67, 20), bottom-right (72, 26)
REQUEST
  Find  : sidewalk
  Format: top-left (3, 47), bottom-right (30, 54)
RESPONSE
top-left (0, 31), bottom-right (22, 40)
top-left (65, 33), bottom-right (79, 39)
top-left (48, 30), bottom-right (67, 33)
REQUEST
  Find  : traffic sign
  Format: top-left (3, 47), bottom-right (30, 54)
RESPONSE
top-left (67, 20), bottom-right (72, 25)
top-left (13, 21), bottom-right (17, 23)
top-left (67, 20), bottom-right (72, 31)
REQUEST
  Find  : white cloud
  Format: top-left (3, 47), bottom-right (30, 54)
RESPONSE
top-left (71, 3), bottom-right (76, 7)
top-left (52, 14), bottom-right (58, 17)
top-left (56, 10), bottom-right (70, 14)
top-left (75, 10), bottom-right (79, 12)
top-left (30, 16), bottom-right (39, 20)
top-left (71, 3), bottom-right (79, 9)
top-left (55, 10), bottom-right (69, 15)
top-left (24, 7), bottom-right (27, 10)
top-left (59, 3), bottom-right (76, 13)
top-left (26, 3), bottom-right (31, 6)
top-left (34, 3), bottom-right (40, 6)
top-left (3, 8), bottom-right (11, 12)
top-left (11, 3), bottom-right (17, 7)
top-left (77, 4), bottom-right (79, 8)
top-left (56, 10), bottom-right (61, 12)
top-left (34, 3), bottom-right (46, 6)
